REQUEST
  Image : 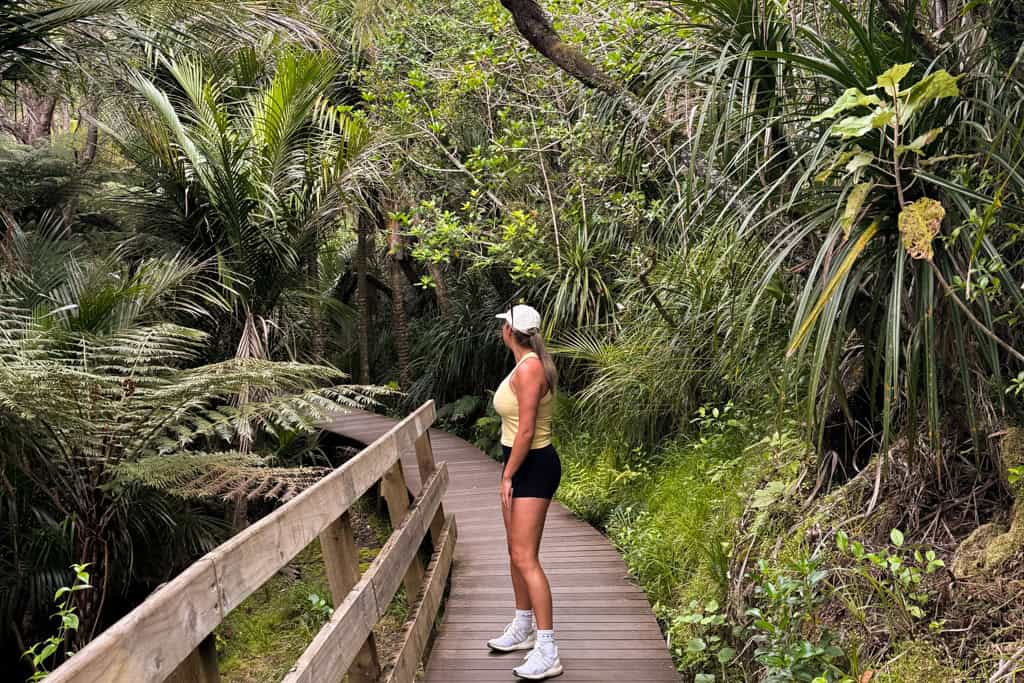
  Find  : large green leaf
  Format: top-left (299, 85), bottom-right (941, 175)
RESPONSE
top-left (896, 127), bottom-right (943, 155)
top-left (811, 88), bottom-right (882, 122)
top-left (832, 109), bottom-right (894, 138)
top-left (875, 63), bottom-right (914, 96)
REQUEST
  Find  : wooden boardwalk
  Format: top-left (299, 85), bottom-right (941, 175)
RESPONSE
top-left (327, 410), bottom-right (679, 683)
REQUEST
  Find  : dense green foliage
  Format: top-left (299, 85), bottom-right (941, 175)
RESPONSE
top-left (2, 0), bottom-right (1023, 681)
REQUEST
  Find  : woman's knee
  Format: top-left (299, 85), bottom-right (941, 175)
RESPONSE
top-left (510, 547), bottom-right (539, 572)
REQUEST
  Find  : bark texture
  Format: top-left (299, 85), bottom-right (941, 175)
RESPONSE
top-left (356, 211), bottom-right (373, 385)
top-left (387, 214), bottom-right (412, 389)
top-left (0, 83), bottom-right (56, 144)
top-left (499, 0), bottom-right (626, 98)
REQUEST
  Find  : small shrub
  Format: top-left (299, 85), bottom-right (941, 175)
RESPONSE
top-left (22, 564), bottom-right (92, 681)
top-left (745, 556), bottom-right (849, 683)
top-left (301, 592), bottom-right (334, 634)
top-left (835, 528), bottom-right (945, 627)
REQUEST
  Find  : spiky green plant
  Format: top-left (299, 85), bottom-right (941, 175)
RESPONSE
top-left (635, 0), bottom-right (1024, 484)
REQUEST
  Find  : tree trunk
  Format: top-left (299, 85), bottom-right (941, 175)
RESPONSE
top-left (356, 212), bottom-right (373, 384)
top-left (0, 84), bottom-right (57, 144)
top-left (498, 0), bottom-right (625, 97)
top-left (428, 262), bottom-right (452, 319)
top-left (388, 214), bottom-right (412, 389)
top-left (306, 232), bottom-right (325, 362)
top-left (80, 119), bottom-right (99, 168)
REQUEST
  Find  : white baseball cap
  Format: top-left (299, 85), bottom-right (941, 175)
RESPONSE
top-left (495, 304), bottom-right (542, 333)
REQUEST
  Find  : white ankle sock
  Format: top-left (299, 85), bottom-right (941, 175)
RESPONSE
top-left (514, 609), bottom-right (534, 631)
top-left (536, 629), bottom-right (556, 654)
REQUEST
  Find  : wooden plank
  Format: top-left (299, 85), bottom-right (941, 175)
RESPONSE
top-left (414, 431), bottom-right (446, 544)
top-left (46, 559), bottom-right (221, 683)
top-left (48, 402), bottom-right (436, 683)
top-left (283, 464), bottom-right (449, 683)
top-left (385, 514), bottom-right (457, 683)
top-left (319, 512), bottom-right (381, 683)
top-left (380, 460), bottom-right (426, 599)
top-left (324, 407), bottom-right (678, 683)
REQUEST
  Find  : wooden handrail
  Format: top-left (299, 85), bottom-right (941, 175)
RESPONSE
top-left (48, 400), bottom-right (454, 683)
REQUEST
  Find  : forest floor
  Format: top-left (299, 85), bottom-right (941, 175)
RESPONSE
top-left (215, 502), bottom-right (410, 682)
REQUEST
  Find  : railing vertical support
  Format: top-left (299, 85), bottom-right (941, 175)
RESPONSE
top-left (414, 431), bottom-right (446, 545)
top-left (380, 460), bottom-right (426, 598)
top-left (319, 511), bottom-right (382, 683)
top-left (165, 634), bottom-right (219, 683)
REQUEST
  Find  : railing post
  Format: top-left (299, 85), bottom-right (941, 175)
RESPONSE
top-left (319, 511), bottom-right (382, 683)
top-left (414, 431), bottom-right (446, 545)
top-left (165, 634), bottom-right (219, 683)
top-left (380, 460), bottom-right (426, 598)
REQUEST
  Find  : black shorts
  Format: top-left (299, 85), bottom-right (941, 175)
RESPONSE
top-left (501, 443), bottom-right (562, 499)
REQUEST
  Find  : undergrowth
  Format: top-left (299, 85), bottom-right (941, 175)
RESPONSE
top-left (554, 398), bottom-right (1021, 681)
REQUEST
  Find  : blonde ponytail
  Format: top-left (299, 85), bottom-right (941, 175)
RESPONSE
top-left (512, 329), bottom-right (558, 394)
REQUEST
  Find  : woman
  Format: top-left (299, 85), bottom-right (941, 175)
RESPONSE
top-left (486, 304), bottom-right (563, 680)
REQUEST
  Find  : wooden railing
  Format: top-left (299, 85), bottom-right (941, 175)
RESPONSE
top-left (48, 401), bottom-right (455, 683)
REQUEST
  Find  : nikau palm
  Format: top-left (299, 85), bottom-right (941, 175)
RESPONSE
top-left (124, 49), bottom-right (385, 358)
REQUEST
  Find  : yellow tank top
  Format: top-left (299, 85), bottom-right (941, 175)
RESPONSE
top-left (493, 352), bottom-right (554, 448)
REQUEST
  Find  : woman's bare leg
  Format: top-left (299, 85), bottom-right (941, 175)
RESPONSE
top-left (508, 497), bottom-right (553, 629)
top-left (502, 493), bottom-right (532, 610)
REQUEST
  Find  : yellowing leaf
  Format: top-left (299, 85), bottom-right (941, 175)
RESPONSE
top-left (811, 88), bottom-right (883, 123)
top-left (842, 182), bottom-right (873, 238)
top-left (786, 220), bottom-right (881, 356)
top-left (896, 127), bottom-right (944, 155)
top-left (906, 70), bottom-right (961, 107)
top-left (898, 198), bottom-right (945, 260)
top-left (876, 63), bottom-right (914, 96)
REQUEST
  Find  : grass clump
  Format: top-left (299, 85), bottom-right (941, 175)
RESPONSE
top-left (875, 641), bottom-right (968, 683)
top-left (216, 543), bottom-right (333, 682)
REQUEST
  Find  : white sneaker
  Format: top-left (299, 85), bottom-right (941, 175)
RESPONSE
top-left (513, 645), bottom-right (563, 679)
top-left (487, 621), bottom-right (536, 652)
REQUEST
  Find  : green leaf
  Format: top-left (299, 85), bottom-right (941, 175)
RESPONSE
top-left (717, 647), bottom-right (736, 663)
top-left (905, 70), bottom-right (961, 116)
top-left (845, 151), bottom-right (874, 173)
top-left (890, 528), bottom-right (905, 546)
top-left (811, 88), bottom-right (883, 122)
top-left (831, 109), bottom-right (894, 138)
top-left (62, 613), bottom-right (80, 630)
top-left (815, 149), bottom-right (861, 183)
top-left (836, 529), bottom-right (849, 552)
top-left (841, 182), bottom-right (873, 238)
top-left (34, 641), bottom-right (58, 667)
top-left (687, 637), bottom-right (708, 653)
top-left (896, 127), bottom-right (944, 155)
top-left (695, 674), bottom-right (716, 683)
top-left (876, 63), bottom-right (914, 96)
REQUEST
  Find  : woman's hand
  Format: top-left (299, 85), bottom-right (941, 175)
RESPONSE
top-left (500, 476), bottom-right (513, 509)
